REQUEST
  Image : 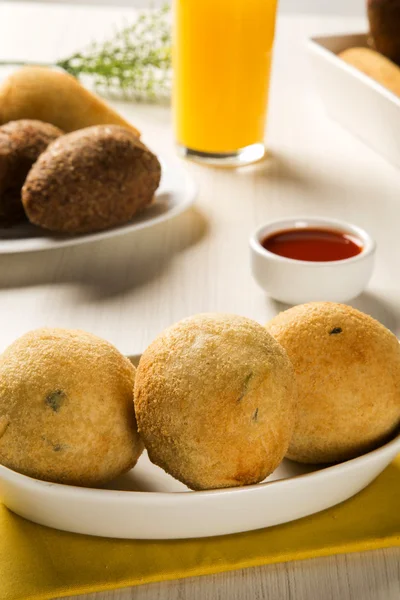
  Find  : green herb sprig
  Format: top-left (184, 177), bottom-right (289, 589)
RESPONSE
top-left (58, 4), bottom-right (172, 101)
top-left (0, 4), bottom-right (172, 102)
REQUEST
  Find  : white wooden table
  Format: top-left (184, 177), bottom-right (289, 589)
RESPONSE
top-left (0, 3), bottom-right (399, 599)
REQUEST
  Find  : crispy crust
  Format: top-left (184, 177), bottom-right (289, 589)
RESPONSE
top-left (135, 313), bottom-right (296, 490)
top-left (0, 328), bottom-right (143, 487)
top-left (22, 125), bottom-right (161, 234)
top-left (266, 302), bottom-right (400, 464)
top-left (0, 119), bottom-right (63, 226)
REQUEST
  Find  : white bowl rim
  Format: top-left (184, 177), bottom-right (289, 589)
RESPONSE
top-left (250, 216), bottom-right (376, 267)
top-left (0, 428), bottom-right (398, 503)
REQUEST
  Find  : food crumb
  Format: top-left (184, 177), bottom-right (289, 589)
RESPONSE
top-left (237, 371), bottom-right (253, 402)
top-left (45, 389), bottom-right (66, 412)
top-left (329, 327), bottom-right (342, 335)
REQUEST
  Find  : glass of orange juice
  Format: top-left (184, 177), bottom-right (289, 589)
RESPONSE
top-left (173, 0), bottom-right (278, 166)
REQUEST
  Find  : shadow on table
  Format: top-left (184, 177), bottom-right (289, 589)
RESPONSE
top-left (238, 150), bottom-right (319, 194)
top-left (243, 150), bottom-right (394, 223)
top-left (0, 206), bottom-right (208, 300)
top-left (268, 291), bottom-right (399, 333)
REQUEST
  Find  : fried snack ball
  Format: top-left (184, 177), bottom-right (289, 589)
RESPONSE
top-left (0, 329), bottom-right (143, 487)
top-left (266, 302), bottom-right (400, 464)
top-left (135, 313), bottom-right (296, 490)
top-left (22, 125), bottom-right (161, 234)
top-left (0, 119), bottom-right (63, 226)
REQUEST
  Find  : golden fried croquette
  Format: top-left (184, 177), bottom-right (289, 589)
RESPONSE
top-left (21, 125), bottom-right (161, 234)
top-left (266, 302), bottom-right (400, 464)
top-left (134, 313), bottom-right (297, 490)
top-left (0, 328), bottom-right (143, 487)
top-left (0, 119), bottom-right (63, 226)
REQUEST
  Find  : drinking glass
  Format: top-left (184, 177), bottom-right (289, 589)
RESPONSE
top-left (173, 0), bottom-right (278, 166)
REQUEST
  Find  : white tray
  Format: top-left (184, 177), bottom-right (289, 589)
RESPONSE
top-left (308, 33), bottom-right (400, 169)
top-left (0, 355), bottom-right (399, 539)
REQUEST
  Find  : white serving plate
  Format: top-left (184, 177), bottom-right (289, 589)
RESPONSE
top-left (308, 33), bottom-right (400, 169)
top-left (0, 354), bottom-right (399, 540)
top-left (0, 158), bottom-right (197, 254)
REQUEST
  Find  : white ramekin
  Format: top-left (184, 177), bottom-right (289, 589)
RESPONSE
top-left (250, 217), bottom-right (376, 305)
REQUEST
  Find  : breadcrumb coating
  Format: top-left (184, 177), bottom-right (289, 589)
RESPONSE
top-left (22, 125), bottom-right (161, 234)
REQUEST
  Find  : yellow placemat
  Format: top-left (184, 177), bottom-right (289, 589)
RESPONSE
top-left (1, 456), bottom-right (399, 600)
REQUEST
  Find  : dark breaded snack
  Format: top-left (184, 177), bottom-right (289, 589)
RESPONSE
top-left (0, 132), bottom-right (20, 226)
top-left (22, 125), bottom-right (161, 234)
top-left (0, 328), bottom-right (143, 487)
top-left (266, 302), bottom-right (400, 464)
top-left (0, 119), bottom-right (63, 226)
top-left (368, 0), bottom-right (400, 65)
top-left (135, 313), bottom-right (296, 491)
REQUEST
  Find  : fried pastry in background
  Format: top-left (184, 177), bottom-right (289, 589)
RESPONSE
top-left (0, 66), bottom-right (140, 136)
top-left (339, 47), bottom-right (400, 97)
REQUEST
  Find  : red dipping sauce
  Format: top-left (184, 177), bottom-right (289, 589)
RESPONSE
top-left (261, 228), bottom-right (363, 262)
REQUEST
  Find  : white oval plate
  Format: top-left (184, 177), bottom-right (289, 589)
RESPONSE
top-left (0, 354), bottom-right (399, 539)
top-left (0, 159), bottom-right (197, 254)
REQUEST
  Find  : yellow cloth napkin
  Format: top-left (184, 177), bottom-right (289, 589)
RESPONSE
top-left (1, 456), bottom-right (399, 600)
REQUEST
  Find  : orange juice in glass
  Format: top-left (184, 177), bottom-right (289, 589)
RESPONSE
top-left (173, 0), bottom-right (278, 166)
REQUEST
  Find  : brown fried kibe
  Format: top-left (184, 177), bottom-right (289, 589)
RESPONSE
top-left (0, 119), bottom-right (63, 226)
top-left (135, 313), bottom-right (297, 490)
top-left (22, 125), bottom-right (161, 234)
top-left (0, 328), bottom-right (143, 487)
top-left (266, 302), bottom-right (400, 464)
top-left (368, 0), bottom-right (400, 65)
